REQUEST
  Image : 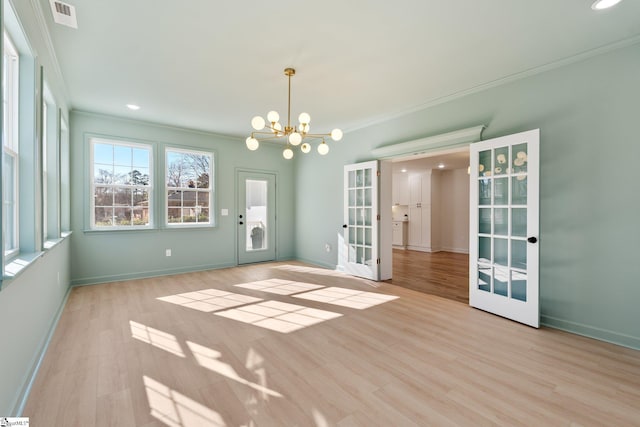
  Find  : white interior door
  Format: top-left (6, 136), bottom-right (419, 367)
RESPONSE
top-left (237, 171), bottom-right (276, 265)
top-left (469, 129), bottom-right (540, 327)
top-left (340, 161), bottom-right (379, 280)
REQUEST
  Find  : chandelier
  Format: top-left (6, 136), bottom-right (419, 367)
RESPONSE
top-left (246, 68), bottom-right (343, 159)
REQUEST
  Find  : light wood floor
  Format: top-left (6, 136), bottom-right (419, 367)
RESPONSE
top-left (24, 261), bottom-right (640, 426)
top-left (390, 249), bottom-right (469, 304)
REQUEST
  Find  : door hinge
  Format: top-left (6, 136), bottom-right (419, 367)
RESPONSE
top-left (377, 258), bottom-right (380, 265)
top-left (376, 170), bottom-right (381, 177)
top-left (376, 214), bottom-right (380, 221)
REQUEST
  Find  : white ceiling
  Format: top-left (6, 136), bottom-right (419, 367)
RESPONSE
top-left (39, 0), bottom-right (640, 139)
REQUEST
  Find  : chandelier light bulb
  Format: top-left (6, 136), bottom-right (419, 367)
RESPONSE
top-left (246, 137), bottom-right (259, 151)
top-left (289, 132), bottom-right (302, 146)
top-left (251, 116), bottom-right (265, 130)
top-left (301, 143), bottom-right (311, 153)
top-left (283, 147), bottom-right (294, 159)
top-left (317, 142), bottom-right (329, 155)
top-left (298, 112), bottom-right (311, 124)
top-left (273, 122), bottom-right (282, 133)
top-left (267, 110), bottom-right (280, 123)
top-left (331, 129), bottom-right (343, 141)
top-left (300, 123), bottom-right (309, 134)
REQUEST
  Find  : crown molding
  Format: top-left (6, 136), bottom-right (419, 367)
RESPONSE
top-left (347, 34), bottom-right (640, 134)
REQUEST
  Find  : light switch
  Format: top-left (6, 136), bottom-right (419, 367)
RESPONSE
top-left (221, 209), bottom-right (229, 216)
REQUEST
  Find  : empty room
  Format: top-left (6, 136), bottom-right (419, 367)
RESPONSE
top-left (1, 0), bottom-right (639, 426)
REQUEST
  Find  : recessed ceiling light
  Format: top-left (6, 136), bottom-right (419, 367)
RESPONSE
top-left (438, 163), bottom-right (445, 169)
top-left (591, 0), bottom-right (622, 10)
top-left (126, 104), bottom-right (141, 110)
top-left (401, 168), bottom-right (407, 173)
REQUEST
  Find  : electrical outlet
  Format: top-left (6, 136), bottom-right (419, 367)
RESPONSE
top-left (325, 243), bottom-right (331, 252)
top-left (165, 249), bottom-right (172, 257)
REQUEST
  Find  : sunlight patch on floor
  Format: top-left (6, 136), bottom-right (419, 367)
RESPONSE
top-left (130, 321), bottom-right (186, 358)
top-left (234, 279), bottom-right (324, 295)
top-left (157, 289), bottom-right (262, 312)
top-left (293, 287), bottom-right (398, 309)
top-left (186, 341), bottom-right (283, 398)
top-left (215, 300), bottom-right (342, 333)
top-left (144, 375), bottom-right (225, 427)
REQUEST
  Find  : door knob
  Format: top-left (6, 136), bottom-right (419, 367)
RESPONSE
top-left (527, 236), bottom-right (537, 243)
top-left (239, 221), bottom-right (244, 225)
top-left (342, 224), bottom-right (348, 228)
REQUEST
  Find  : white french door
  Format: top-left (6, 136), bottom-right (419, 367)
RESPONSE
top-left (469, 129), bottom-right (540, 327)
top-left (340, 161), bottom-right (379, 280)
top-left (237, 171), bottom-right (276, 265)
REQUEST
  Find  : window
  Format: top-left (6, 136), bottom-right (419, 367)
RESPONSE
top-left (42, 83), bottom-right (60, 242)
top-left (3, 31), bottom-right (19, 257)
top-left (165, 148), bottom-right (213, 226)
top-left (90, 138), bottom-right (152, 229)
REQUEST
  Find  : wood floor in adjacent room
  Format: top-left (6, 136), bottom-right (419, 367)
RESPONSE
top-left (391, 249), bottom-right (469, 304)
top-left (24, 261), bottom-right (640, 426)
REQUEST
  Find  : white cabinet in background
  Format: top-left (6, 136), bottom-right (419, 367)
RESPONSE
top-left (392, 221), bottom-right (408, 247)
top-left (392, 173), bottom-right (409, 205)
top-left (407, 171), bottom-right (434, 251)
top-left (408, 172), bottom-right (431, 207)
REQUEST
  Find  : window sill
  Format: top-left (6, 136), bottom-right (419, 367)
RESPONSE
top-left (165, 224), bottom-right (216, 230)
top-left (2, 251), bottom-right (45, 286)
top-left (1, 232), bottom-right (73, 289)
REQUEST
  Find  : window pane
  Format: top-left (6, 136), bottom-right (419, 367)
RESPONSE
top-left (114, 145), bottom-right (132, 166)
top-left (132, 148), bottom-right (149, 168)
top-left (165, 148), bottom-right (213, 226)
top-left (91, 138), bottom-right (152, 228)
top-left (94, 143), bottom-right (113, 164)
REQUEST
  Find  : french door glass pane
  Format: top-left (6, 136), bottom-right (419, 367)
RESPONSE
top-left (494, 177), bottom-right (508, 205)
top-left (512, 176), bottom-right (527, 205)
top-left (479, 237), bottom-right (491, 263)
top-left (512, 208), bottom-right (527, 237)
top-left (479, 179), bottom-right (491, 205)
top-left (479, 150), bottom-right (491, 175)
top-left (494, 266), bottom-right (509, 297)
top-left (479, 208), bottom-right (492, 234)
top-left (494, 146), bottom-right (509, 176)
top-left (494, 238), bottom-right (508, 266)
top-left (512, 271), bottom-right (527, 302)
top-left (512, 144), bottom-right (528, 173)
top-left (478, 265), bottom-right (491, 292)
top-left (494, 208), bottom-right (508, 236)
top-left (512, 240), bottom-right (527, 270)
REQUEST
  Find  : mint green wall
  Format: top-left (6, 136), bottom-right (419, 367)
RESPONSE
top-left (69, 112), bottom-right (295, 285)
top-left (295, 43), bottom-right (640, 349)
top-left (0, 0), bottom-right (72, 415)
top-left (0, 240), bottom-right (71, 415)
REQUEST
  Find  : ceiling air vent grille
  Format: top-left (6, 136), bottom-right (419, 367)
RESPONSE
top-left (49, 0), bottom-right (78, 29)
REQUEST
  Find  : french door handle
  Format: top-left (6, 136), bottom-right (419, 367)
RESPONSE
top-left (527, 236), bottom-right (538, 244)
top-left (342, 224), bottom-right (348, 228)
top-left (239, 221), bottom-right (244, 225)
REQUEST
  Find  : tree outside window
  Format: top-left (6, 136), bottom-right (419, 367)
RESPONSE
top-left (166, 149), bottom-right (213, 225)
top-left (91, 138), bottom-right (152, 228)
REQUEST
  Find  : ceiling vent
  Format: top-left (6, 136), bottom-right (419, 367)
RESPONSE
top-left (49, 0), bottom-right (78, 29)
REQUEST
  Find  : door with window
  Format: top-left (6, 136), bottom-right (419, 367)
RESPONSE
top-left (469, 129), bottom-right (540, 327)
top-left (237, 171), bottom-right (276, 264)
top-left (340, 161), bottom-right (379, 280)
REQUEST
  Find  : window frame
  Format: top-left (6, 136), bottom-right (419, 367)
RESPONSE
top-left (165, 147), bottom-right (214, 228)
top-left (89, 137), bottom-right (154, 230)
top-left (3, 30), bottom-right (19, 258)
